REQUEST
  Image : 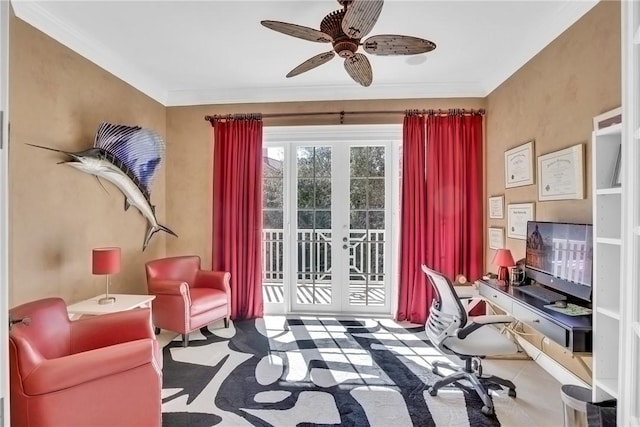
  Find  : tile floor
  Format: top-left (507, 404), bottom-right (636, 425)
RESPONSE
top-left (157, 328), bottom-right (566, 427)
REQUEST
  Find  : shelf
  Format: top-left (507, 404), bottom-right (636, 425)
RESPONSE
top-left (595, 122), bottom-right (622, 136)
top-left (596, 187), bottom-right (622, 195)
top-left (596, 307), bottom-right (621, 320)
top-left (595, 378), bottom-right (619, 399)
top-left (596, 237), bottom-right (622, 245)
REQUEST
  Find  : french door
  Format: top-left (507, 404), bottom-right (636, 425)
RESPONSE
top-left (262, 125), bottom-right (400, 315)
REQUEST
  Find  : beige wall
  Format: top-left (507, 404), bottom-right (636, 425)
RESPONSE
top-left (9, 16), bottom-right (167, 306)
top-left (485, 1), bottom-right (621, 272)
top-left (165, 98), bottom-right (485, 268)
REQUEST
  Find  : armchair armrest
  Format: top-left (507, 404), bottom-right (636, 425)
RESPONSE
top-left (70, 308), bottom-right (154, 353)
top-left (23, 339), bottom-right (155, 395)
top-left (195, 270), bottom-right (231, 294)
top-left (148, 279), bottom-right (190, 296)
top-left (457, 314), bottom-right (515, 339)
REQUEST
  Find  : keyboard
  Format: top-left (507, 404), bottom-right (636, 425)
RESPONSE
top-left (516, 285), bottom-right (567, 304)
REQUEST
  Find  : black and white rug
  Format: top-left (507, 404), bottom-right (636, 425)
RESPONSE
top-left (161, 317), bottom-right (527, 426)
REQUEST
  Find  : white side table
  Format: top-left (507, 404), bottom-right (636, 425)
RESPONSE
top-left (67, 294), bottom-right (155, 320)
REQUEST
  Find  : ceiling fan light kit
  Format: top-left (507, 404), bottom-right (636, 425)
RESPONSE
top-left (261, 0), bottom-right (436, 87)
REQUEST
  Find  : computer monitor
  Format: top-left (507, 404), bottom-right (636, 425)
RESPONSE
top-left (525, 221), bottom-right (593, 302)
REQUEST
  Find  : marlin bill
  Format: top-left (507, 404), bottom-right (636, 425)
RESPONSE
top-left (28, 122), bottom-right (177, 251)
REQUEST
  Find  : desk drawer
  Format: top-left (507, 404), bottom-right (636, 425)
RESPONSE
top-left (512, 301), bottom-right (568, 347)
top-left (479, 283), bottom-right (512, 313)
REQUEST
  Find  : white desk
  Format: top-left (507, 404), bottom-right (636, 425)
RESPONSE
top-left (67, 294), bottom-right (155, 320)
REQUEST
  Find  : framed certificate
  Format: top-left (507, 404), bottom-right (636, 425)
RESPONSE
top-left (488, 195), bottom-right (504, 219)
top-left (505, 140), bottom-right (535, 188)
top-left (537, 144), bottom-right (585, 201)
top-left (507, 203), bottom-right (535, 240)
top-left (488, 227), bottom-right (505, 250)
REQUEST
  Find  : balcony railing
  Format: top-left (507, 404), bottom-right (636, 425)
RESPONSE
top-left (262, 228), bottom-right (386, 306)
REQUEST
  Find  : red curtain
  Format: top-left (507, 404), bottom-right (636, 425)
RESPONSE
top-left (212, 117), bottom-right (264, 320)
top-left (397, 112), bottom-right (484, 324)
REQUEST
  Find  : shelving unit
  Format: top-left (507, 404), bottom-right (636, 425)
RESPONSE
top-left (591, 107), bottom-right (622, 403)
top-left (619, 2), bottom-right (640, 425)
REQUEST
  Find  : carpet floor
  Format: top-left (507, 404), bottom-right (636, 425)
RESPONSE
top-left (161, 316), bottom-right (528, 426)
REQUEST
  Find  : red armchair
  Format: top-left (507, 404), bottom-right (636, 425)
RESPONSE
top-left (8, 297), bottom-right (161, 427)
top-left (145, 255), bottom-right (231, 347)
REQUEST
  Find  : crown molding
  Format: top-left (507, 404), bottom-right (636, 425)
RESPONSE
top-left (165, 81), bottom-right (484, 107)
top-left (12, 0), bottom-right (168, 105)
top-left (481, 0), bottom-right (598, 95)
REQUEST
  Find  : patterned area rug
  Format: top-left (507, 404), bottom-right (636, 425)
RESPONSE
top-left (161, 317), bottom-right (521, 426)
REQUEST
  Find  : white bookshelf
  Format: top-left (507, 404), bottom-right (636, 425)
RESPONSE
top-left (591, 106), bottom-right (622, 403)
top-left (619, 1), bottom-right (640, 425)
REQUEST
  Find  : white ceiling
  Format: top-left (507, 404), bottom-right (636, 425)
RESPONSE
top-left (12, 0), bottom-right (598, 106)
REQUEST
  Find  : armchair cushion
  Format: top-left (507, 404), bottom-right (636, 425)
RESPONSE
top-left (190, 288), bottom-right (228, 316)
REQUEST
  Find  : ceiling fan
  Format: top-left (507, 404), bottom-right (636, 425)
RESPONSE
top-left (261, 0), bottom-right (436, 87)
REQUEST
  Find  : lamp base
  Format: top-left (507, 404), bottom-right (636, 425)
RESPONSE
top-left (99, 296), bottom-right (116, 305)
top-left (498, 266), bottom-right (509, 282)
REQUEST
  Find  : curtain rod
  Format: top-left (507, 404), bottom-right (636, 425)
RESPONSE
top-left (204, 108), bottom-right (485, 125)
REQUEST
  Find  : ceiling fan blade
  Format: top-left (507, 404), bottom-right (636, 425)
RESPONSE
top-left (342, 0), bottom-right (384, 39)
top-left (344, 53), bottom-right (373, 87)
top-left (261, 20), bottom-right (332, 43)
top-left (287, 51), bottom-right (336, 78)
top-left (362, 34), bottom-right (436, 56)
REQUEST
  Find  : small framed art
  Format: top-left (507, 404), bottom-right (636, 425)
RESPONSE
top-left (489, 196), bottom-right (504, 219)
top-left (488, 227), bottom-right (505, 250)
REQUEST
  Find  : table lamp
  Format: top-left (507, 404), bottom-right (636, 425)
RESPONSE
top-left (92, 247), bottom-right (121, 304)
top-left (492, 248), bottom-right (515, 282)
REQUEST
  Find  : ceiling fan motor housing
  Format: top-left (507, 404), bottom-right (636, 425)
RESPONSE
top-left (321, 9), bottom-right (359, 58)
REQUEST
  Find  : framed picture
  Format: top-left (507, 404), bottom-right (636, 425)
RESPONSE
top-left (488, 195), bottom-right (504, 219)
top-left (612, 144), bottom-right (622, 187)
top-left (505, 140), bottom-right (535, 188)
top-left (507, 203), bottom-right (535, 240)
top-left (488, 227), bottom-right (505, 250)
top-left (537, 144), bottom-right (585, 201)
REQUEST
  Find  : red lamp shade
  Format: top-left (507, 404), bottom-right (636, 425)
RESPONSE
top-left (92, 247), bottom-right (121, 275)
top-left (492, 249), bottom-right (515, 281)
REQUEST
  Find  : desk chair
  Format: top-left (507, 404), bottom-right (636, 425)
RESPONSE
top-left (422, 265), bottom-right (518, 416)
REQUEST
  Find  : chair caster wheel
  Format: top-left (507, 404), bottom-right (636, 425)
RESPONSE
top-left (481, 405), bottom-right (494, 416)
top-left (508, 388), bottom-right (517, 398)
top-left (428, 387), bottom-right (438, 396)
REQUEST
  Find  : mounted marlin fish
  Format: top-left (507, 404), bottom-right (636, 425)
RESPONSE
top-left (28, 122), bottom-right (177, 250)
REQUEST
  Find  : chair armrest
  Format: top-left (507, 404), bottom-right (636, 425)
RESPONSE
top-left (456, 314), bottom-right (515, 339)
top-left (70, 308), bottom-right (154, 353)
top-left (195, 270), bottom-right (230, 294)
top-left (23, 339), bottom-right (155, 395)
top-left (148, 279), bottom-right (189, 296)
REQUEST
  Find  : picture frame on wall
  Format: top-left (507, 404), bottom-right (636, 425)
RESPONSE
top-left (507, 203), bottom-right (535, 240)
top-left (537, 143), bottom-right (585, 201)
top-left (505, 140), bottom-right (535, 188)
top-left (488, 227), bottom-right (505, 250)
top-left (488, 195), bottom-right (504, 219)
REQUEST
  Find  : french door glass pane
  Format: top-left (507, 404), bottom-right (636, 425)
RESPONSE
top-left (262, 147), bottom-right (285, 304)
top-left (349, 146), bottom-right (386, 307)
top-left (296, 147), bottom-right (332, 305)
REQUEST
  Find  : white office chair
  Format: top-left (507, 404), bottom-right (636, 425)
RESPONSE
top-left (422, 265), bottom-right (518, 416)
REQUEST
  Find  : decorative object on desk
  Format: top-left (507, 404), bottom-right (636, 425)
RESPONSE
top-left (537, 143), bottom-right (585, 201)
top-left (488, 195), bottom-right (504, 219)
top-left (92, 247), bottom-right (121, 304)
top-left (611, 144), bottom-right (622, 187)
top-left (505, 140), bottom-right (534, 188)
top-left (488, 227), bottom-right (505, 249)
top-left (507, 202), bottom-right (534, 240)
top-left (453, 274), bottom-right (468, 286)
top-left (492, 248), bottom-right (515, 281)
top-left (509, 266), bottom-right (525, 286)
top-left (27, 122), bottom-right (178, 251)
top-left (543, 303), bottom-right (592, 317)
